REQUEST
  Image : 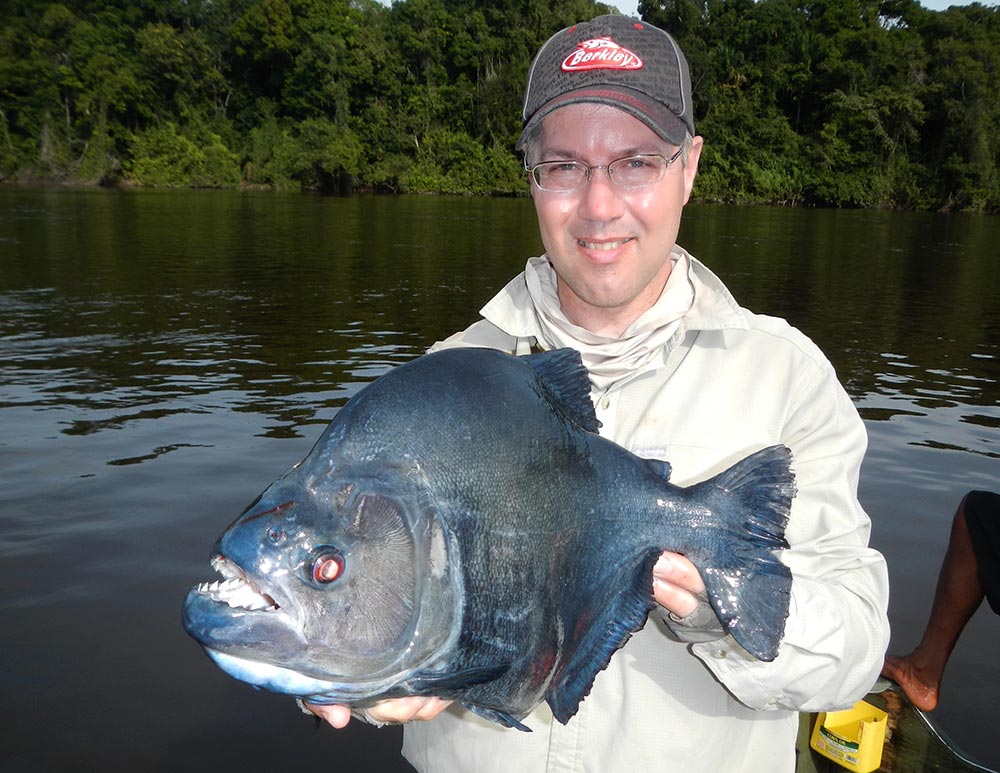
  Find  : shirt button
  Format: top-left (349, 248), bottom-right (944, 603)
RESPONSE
top-left (713, 650), bottom-right (727, 659)
top-left (599, 396), bottom-right (611, 410)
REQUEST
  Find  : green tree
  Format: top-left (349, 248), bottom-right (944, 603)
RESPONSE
top-left (127, 121), bottom-right (241, 187)
top-left (0, 0), bottom-right (997, 206)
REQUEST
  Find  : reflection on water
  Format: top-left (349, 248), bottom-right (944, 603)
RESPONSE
top-left (1, 188), bottom-right (997, 771)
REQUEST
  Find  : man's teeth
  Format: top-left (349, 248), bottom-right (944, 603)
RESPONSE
top-left (579, 238), bottom-right (631, 250)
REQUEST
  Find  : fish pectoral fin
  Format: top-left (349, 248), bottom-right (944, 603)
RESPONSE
top-left (406, 663), bottom-right (508, 695)
top-left (464, 704), bottom-right (532, 732)
top-left (545, 553), bottom-right (659, 725)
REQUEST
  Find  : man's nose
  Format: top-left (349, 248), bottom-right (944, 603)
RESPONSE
top-left (577, 167), bottom-right (624, 221)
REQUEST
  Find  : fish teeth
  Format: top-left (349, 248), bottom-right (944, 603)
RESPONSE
top-left (197, 576), bottom-right (245, 595)
top-left (199, 565), bottom-right (276, 611)
top-left (211, 555), bottom-right (239, 579)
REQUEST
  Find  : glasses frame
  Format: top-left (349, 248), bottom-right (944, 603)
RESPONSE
top-left (526, 147), bottom-right (685, 192)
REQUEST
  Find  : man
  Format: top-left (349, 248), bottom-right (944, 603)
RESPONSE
top-left (882, 490), bottom-right (999, 711)
top-left (310, 14), bottom-right (889, 771)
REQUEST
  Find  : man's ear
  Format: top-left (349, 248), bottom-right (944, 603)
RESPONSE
top-left (682, 136), bottom-right (704, 205)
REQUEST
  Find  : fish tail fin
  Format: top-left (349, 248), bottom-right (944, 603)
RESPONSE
top-left (695, 444), bottom-right (796, 662)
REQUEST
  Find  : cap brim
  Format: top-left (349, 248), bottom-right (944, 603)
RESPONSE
top-left (517, 85), bottom-right (689, 153)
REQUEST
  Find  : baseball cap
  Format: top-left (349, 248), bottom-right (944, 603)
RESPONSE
top-left (517, 15), bottom-right (694, 152)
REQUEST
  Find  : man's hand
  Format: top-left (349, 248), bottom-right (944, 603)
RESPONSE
top-left (305, 697), bottom-right (452, 729)
top-left (652, 550), bottom-right (705, 617)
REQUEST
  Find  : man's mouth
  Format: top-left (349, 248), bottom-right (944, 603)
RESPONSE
top-left (578, 237), bottom-right (634, 251)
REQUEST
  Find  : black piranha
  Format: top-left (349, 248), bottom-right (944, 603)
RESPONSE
top-left (183, 347), bottom-right (795, 730)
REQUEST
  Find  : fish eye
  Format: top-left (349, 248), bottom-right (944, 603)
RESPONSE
top-left (310, 548), bottom-right (345, 585)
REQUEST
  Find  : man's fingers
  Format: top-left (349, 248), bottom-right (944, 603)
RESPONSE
top-left (304, 702), bottom-right (353, 728)
top-left (652, 551), bottom-right (704, 617)
top-left (653, 551), bottom-right (704, 590)
top-left (371, 696), bottom-right (452, 723)
top-left (304, 697), bottom-right (453, 729)
top-left (653, 577), bottom-right (699, 617)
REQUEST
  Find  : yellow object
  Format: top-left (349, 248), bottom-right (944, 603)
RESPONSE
top-left (809, 699), bottom-right (888, 773)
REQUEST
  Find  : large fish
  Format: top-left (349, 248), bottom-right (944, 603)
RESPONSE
top-left (182, 347), bottom-right (795, 730)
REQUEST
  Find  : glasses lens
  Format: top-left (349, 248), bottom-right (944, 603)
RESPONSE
top-left (609, 155), bottom-right (667, 187)
top-left (534, 161), bottom-right (587, 191)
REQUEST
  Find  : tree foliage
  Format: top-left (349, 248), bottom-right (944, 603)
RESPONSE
top-left (1, 0), bottom-right (998, 209)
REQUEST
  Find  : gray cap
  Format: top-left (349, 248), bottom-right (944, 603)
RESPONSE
top-left (517, 15), bottom-right (694, 151)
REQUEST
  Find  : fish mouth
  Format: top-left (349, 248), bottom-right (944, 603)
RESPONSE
top-left (196, 555), bottom-right (280, 612)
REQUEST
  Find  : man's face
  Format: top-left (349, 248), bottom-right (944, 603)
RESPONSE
top-left (530, 103), bottom-right (702, 336)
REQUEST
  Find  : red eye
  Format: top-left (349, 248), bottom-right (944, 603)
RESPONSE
top-left (311, 551), bottom-right (344, 584)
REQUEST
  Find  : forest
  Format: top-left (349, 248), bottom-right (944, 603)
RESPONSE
top-left (1, 0), bottom-right (999, 210)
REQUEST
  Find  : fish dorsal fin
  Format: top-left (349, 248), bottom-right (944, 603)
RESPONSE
top-left (523, 348), bottom-right (601, 434)
top-left (545, 552), bottom-right (659, 724)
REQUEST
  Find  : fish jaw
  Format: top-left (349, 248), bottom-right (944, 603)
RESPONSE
top-left (182, 555), bottom-right (306, 661)
top-left (199, 648), bottom-right (348, 697)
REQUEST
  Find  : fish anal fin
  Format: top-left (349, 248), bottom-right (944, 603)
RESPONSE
top-left (523, 349), bottom-right (601, 434)
top-left (545, 553), bottom-right (658, 724)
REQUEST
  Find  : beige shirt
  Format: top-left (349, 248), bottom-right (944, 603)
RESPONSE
top-left (402, 249), bottom-right (890, 773)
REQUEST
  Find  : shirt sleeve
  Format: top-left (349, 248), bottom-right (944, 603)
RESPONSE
top-left (692, 356), bottom-right (890, 713)
top-left (655, 589), bottom-right (725, 643)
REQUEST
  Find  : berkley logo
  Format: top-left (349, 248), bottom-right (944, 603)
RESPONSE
top-left (561, 37), bottom-right (643, 72)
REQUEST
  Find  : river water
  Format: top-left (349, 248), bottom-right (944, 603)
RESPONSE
top-left (1, 188), bottom-right (997, 771)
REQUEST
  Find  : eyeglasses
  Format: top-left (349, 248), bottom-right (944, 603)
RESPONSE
top-left (526, 148), bottom-right (684, 192)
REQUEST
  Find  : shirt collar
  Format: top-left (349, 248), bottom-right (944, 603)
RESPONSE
top-left (481, 246), bottom-right (750, 341)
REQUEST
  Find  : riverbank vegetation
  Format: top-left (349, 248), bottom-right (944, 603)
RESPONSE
top-left (1, 0), bottom-right (998, 210)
